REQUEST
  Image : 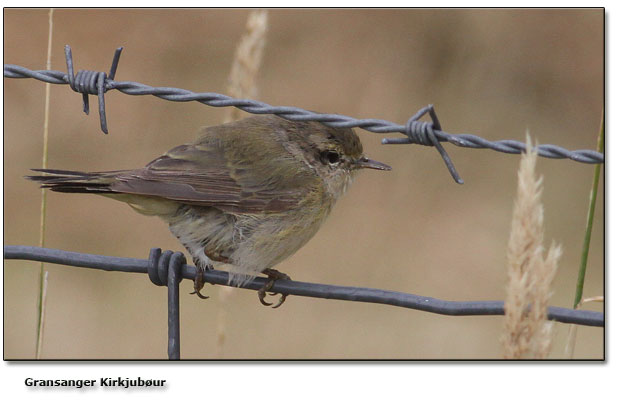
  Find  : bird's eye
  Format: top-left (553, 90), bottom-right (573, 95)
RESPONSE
top-left (321, 150), bottom-right (341, 165)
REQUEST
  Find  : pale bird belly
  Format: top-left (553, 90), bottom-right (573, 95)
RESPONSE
top-left (168, 205), bottom-right (327, 286)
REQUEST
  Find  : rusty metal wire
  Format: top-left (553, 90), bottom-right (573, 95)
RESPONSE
top-left (4, 245), bottom-right (605, 329)
top-left (3, 45), bottom-right (604, 185)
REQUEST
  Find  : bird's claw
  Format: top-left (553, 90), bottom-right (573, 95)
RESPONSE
top-left (190, 261), bottom-right (211, 300)
top-left (190, 288), bottom-right (210, 299)
top-left (257, 268), bottom-right (290, 308)
top-left (258, 292), bottom-right (273, 307)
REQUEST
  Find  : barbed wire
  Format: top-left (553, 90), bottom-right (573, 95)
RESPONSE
top-left (4, 245), bottom-right (604, 328)
top-left (3, 45), bottom-right (604, 185)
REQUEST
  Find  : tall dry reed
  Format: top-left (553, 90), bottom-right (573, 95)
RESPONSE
top-left (217, 10), bottom-right (269, 358)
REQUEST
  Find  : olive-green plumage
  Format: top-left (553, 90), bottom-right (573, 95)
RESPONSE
top-left (28, 115), bottom-right (390, 285)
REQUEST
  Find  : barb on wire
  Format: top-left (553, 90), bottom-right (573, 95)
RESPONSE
top-left (402, 105), bottom-right (463, 184)
top-left (3, 45), bottom-right (604, 183)
top-left (64, 45), bottom-right (123, 134)
top-left (4, 245), bottom-right (604, 328)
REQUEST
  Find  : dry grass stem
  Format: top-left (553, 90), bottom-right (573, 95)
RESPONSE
top-left (565, 295), bottom-right (604, 358)
top-left (36, 272), bottom-right (49, 359)
top-left (502, 135), bottom-right (562, 359)
top-left (215, 286), bottom-right (233, 358)
top-left (578, 296), bottom-right (604, 306)
top-left (217, 10), bottom-right (269, 358)
top-left (36, 7), bottom-right (54, 359)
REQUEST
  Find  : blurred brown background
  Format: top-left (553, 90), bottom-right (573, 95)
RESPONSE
top-left (4, 9), bottom-right (604, 359)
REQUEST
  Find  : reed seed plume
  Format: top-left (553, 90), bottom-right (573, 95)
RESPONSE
top-left (502, 135), bottom-right (562, 359)
top-left (223, 10), bottom-right (268, 124)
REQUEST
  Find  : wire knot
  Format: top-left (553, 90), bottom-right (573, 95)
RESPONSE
top-left (383, 105), bottom-right (464, 184)
top-left (64, 45), bottom-right (123, 134)
top-left (405, 119), bottom-right (435, 146)
top-left (69, 69), bottom-right (106, 96)
top-left (148, 248), bottom-right (186, 287)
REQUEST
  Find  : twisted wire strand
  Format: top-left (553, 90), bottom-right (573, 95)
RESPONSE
top-left (4, 245), bottom-right (604, 327)
top-left (4, 58), bottom-right (604, 165)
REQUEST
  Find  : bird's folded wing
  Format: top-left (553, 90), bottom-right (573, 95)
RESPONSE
top-left (111, 143), bottom-right (314, 213)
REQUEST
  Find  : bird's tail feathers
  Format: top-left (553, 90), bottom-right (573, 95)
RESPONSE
top-left (26, 169), bottom-right (121, 194)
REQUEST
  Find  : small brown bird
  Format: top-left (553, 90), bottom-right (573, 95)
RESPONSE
top-left (28, 115), bottom-right (391, 307)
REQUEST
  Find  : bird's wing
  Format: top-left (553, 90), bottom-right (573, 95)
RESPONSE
top-left (111, 142), bottom-right (316, 214)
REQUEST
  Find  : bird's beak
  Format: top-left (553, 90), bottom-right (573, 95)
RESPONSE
top-left (355, 156), bottom-right (392, 171)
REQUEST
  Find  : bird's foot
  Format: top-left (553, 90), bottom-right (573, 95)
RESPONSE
top-left (258, 268), bottom-right (291, 309)
top-left (190, 260), bottom-right (212, 299)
